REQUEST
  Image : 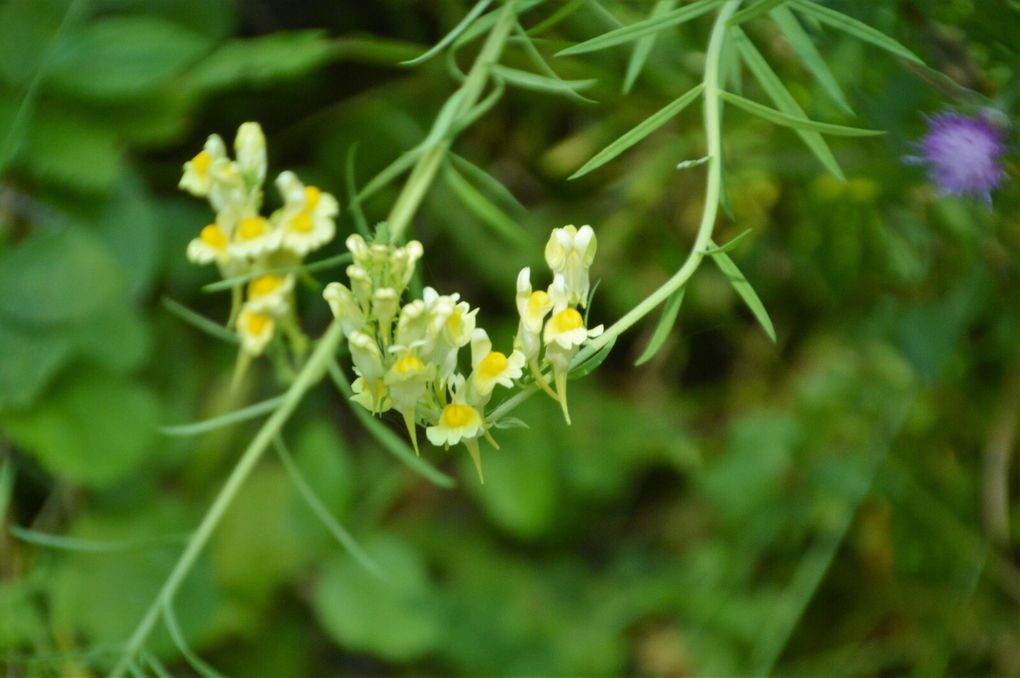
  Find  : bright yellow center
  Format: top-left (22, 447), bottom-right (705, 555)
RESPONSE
top-left (304, 186), bottom-right (320, 210)
top-left (551, 308), bottom-right (584, 333)
top-left (248, 275), bottom-right (283, 298)
top-left (446, 310), bottom-right (462, 334)
top-left (199, 224), bottom-right (228, 250)
top-left (478, 352), bottom-right (508, 378)
top-left (528, 290), bottom-right (550, 315)
top-left (244, 312), bottom-right (271, 335)
top-left (394, 354), bottom-right (424, 377)
top-left (439, 403), bottom-right (478, 429)
top-left (238, 217), bottom-right (268, 240)
top-left (289, 212), bottom-right (313, 233)
top-left (191, 150), bottom-right (212, 175)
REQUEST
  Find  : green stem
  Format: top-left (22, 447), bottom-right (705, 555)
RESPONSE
top-left (489, 0), bottom-right (741, 424)
top-left (387, 0), bottom-right (518, 243)
top-left (109, 322), bottom-right (344, 678)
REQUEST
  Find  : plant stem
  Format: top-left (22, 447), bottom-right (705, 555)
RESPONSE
top-left (109, 322), bottom-right (344, 678)
top-left (387, 1), bottom-right (518, 243)
top-left (488, 0), bottom-right (741, 424)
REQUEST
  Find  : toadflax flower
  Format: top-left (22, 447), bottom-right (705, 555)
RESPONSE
top-left (909, 111), bottom-right (1008, 203)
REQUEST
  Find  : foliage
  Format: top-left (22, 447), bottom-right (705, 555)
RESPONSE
top-left (2, 0), bottom-right (1020, 675)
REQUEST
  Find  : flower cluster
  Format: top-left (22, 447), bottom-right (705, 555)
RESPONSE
top-left (180, 122), bottom-right (339, 356)
top-left (324, 225), bottom-right (602, 482)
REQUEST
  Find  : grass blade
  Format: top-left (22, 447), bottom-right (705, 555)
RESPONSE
top-left (709, 239), bottom-right (776, 342)
top-left (490, 64), bottom-right (597, 97)
top-left (735, 29), bottom-right (844, 179)
top-left (790, 0), bottom-right (923, 64)
top-left (327, 360), bottom-right (455, 488)
top-left (162, 297), bottom-right (238, 344)
top-left (10, 526), bottom-right (187, 553)
top-left (769, 5), bottom-right (853, 115)
top-left (162, 602), bottom-right (224, 678)
top-left (634, 287), bottom-right (685, 366)
top-left (159, 395), bottom-right (286, 436)
top-left (726, 0), bottom-right (787, 26)
top-left (622, 0), bottom-right (677, 94)
top-left (702, 227), bottom-right (753, 254)
top-left (401, 0), bottom-right (493, 65)
top-left (273, 437), bottom-right (385, 579)
top-left (719, 91), bottom-right (884, 136)
top-left (570, 83), bottom-right (703, 179)
top-left (556, 0), bottom-right (724, 56)
top-left (444, 162), bottom-right (533, 246)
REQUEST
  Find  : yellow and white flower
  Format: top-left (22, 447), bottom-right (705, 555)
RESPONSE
top-left (186, 222), bottom-right (232, 266)
top-left (276, 171), bottom-right (338, 257)
top-left (543, 275), bottom-right (603, 351)
top-left (323, 282), bottom-right (366, 336)
top-left (179, 134), bottom-right (226, 198)
top-left (513, 267), bottom-right (553, 361)
top-left (348, 331), bottom-right (390, 413)
top-left (544, 224), bottom-right (597, 307)
top-left (426, 378), bottom-right (486, 482)
top-left (469, 328), bottom-right (525, 398)
top-left (245, 273), bottom-right (294, 315)
top-left (229, 213), bottom-right (279, 259)
top-left (384, 346), bottom-right (436, 455)
top-left (238, 307), bottom-right (275, 356)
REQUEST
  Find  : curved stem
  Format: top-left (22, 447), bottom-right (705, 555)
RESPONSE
top-left (489, 0), bottom-right (741, 424)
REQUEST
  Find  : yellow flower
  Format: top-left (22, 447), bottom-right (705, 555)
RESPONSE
top-left (179, 134), bottom-right (226, 197)
top-left (275, 171), bottom-right (339, 256)
top-left (230, 214), bottom-right (279, 259)
top-left (513, 267), bottom-right (552, 361)
top-left (542, 275), bottom-right (603, 350)
top-left (384, 348), bottom-right (436, 456)
top-left (323, 282), bottom-right (365, 336)
top-left (469, 328), bottom-right (524, 397)
top-left (186, 223), bottom-right (231, 265)
top-left (348, 331), bottom-right (390, 413)
top-left (426, 384), bottom-right (486, 483)
top-left (245, 274), bottom-right (294, 315)
top-left (544, 224), bottom-right (597, 307)
top-left (237, 308), bottom-right (274, 356)
top-left (235, 122), bottom-right (267, 188)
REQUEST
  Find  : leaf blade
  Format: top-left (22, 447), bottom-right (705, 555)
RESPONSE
top-left (719, 91), bottom-right (884, 136)
top-left (400, 0), bottom-right (492, 66)
top-left (556, 0), bottom-right (725, 56)
top-left (769, 4), bottom-right (853, 115)
top-left (790, 0), bottom-right (924, 64)
top-left (708, 240), bottom-right (776, 343)
top-left (634, 287), bottom-right (686, 366)
top-left (622, 0), bottom-right (677, 94)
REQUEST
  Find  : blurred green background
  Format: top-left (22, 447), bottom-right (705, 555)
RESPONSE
top-left (2, 0), bottom-right (1019, 675)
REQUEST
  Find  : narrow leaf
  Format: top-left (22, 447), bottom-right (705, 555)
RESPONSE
top-left (709, 240), bottom-right (777, 342)
top-left (726, 0), bottom-right (787, 26)
top-left (162, 297), bottom-right (238, 344)
top-left (274, 437), bottom-right (385, 579)
top-left (790, 0), bottom-right (924, 64)
top-left (570, 83), bottom-right (703, 179)
top-left (622, 0), bottom-right (677, 94)
top-left (327, 361), bottom-right (455, 488)
top-left (719, 91), bottom-right (884, 136)
top-left (515, 21), bottom-right (597, 104)
top-left (490, 64), bottom-right (597, 97)
top-left (203, 253), bottom-right (353, 292)
top-left (528, 0), bottom-right (586, 36)
top-left (159, 395), bottom-right (285, 436)
top-left (450, 152), bottom-right (528, 215)
top-left (401, 0), bottom-right (492, 65)
top-left (702, 227), bottom-right (753, 254)
top-left (0, 458), bottom-right (13, 526)
top-left (10, 525), bottom-right (186, 552)
top-left (634, 287), bottom-right (685, 366)
top-left (162, 602), bottom-right (224, 678)
top-left (735, 30), bottom-right (844, 179)
top-left (444, 163), bottom-right (533, 246)
top-left (556, 0), bottom-right (724, 56)
top-left (769, 5), bottom-right (853, 115)
top-left (345, 143), bottom-right (371, 236)
top-left (569, 336), bottom-right (617, 379)
top-left (357, 145), bottom-right (426, 202)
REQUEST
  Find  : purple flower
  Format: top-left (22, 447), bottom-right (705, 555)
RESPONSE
top-left (908, 111), bottom-right (1007, 203)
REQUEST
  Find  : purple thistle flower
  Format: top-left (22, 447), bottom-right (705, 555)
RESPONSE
top-left (907, 111), bottom-right (1007, 203)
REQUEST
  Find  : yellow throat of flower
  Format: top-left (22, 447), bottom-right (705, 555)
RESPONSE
top-left (238, 216), bottom-right (268, 240)
top-left (440, 403), bottom-right (478, 428)
top-left (528, 290), bottom-right (550, 315)
top-left (304, 186), bottom-right (320, 211)
top-left (248, 275), bottom-right (283, 298)
top-left (244, 312), bottom-right (271, 335)
top-left (394, 354), bottom-right (424, 377)
top-left (478, 351), bottom-right (508, 378)
top-left (199, 224), bottom-right (228, 250)
top-left (191, 150), bottom-right (212, 175)
top-left (550, 308), bottom-right (584, 333)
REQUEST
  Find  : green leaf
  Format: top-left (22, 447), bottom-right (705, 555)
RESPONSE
top-left (327, 361), bottom-right (455, 488)
top-left (726, 0), bottom-right (787, 26)
top-left (701, 227), bottom-right (753, 254)
top-left (1, 367), bottom-right (159, 487)
top-left (513, 21), bottom-right (596, 104)
top-left (0, 324), bottom-right (71, 411)
top-left (0, 228), bottom-right (121, 327)
top-left (556, 0), bottom-right (724, 56)
top-left (569, 336), bottom-right (617, 380)
top-left (162, 603), bottom-right (224, 678)
top-left (570, 83), bottom-right (703, 179)
top-left (622, 0), bottom-right (676, 93)
top-left (444, 162), bottom-right (532, 247)
top-left (187, 30), bottom-right (335, 92)
top-left (19, 109), bottom-right (123, 193)
top-left (734, 30), bottom-right (844, 180)
top-left (719, 91), bottom-right (884, 136)
top-left (789, 0), bottom-right (924, 64)
top-left (401, 0), bottom-right (492, 65)
top-left (634, 287), bottom-right (686, 366)
top-left (162, 297), bottom-right (238, 344)
top-left (47, 16), bottom-right (211, 99)
top-left (312, 536), bottom-right (441, 661)
top-left (450, 152), bottom-right (529, 216)
top-left (159, 395), bottom-right (285, 437)
top-left (10, 525), bottom-right (186, 553)
top-left (768, 5), bottom-right (853, 115)
top-left (489, 63), bottom-right (597, 97)
top-left (708, 240), bottom-right (777, 342)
